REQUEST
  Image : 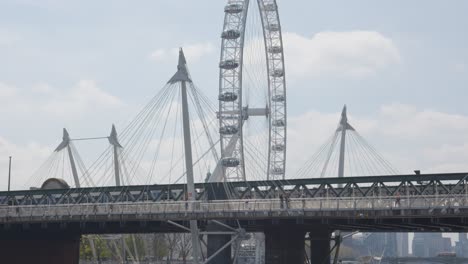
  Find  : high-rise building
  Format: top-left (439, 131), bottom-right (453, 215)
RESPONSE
top-left (412, 233), bottom-right (452, 257)
top-left (412, 233), bottom-right (427, 257)
top-left (362, 233), bottom-right (398, 257)
top-left (455, 233), bottom-right (468, 257)
top-left (396, 233), bottom-right (409, 257)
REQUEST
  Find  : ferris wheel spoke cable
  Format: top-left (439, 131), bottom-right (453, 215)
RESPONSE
top-left (245, 9), bottom-right (267, 101)
top-left (243, 142), bottom-right (268, 179)
top-left (244, 137), bottom-right (269, 174)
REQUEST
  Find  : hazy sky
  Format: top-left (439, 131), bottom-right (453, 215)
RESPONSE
top-left (1, 0), bottom-right (468, 191)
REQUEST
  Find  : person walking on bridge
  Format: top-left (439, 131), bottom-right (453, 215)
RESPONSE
top-left (395, 191), bottom-right (401, 207)
top-left (285, 193), bottom-right (291, 209)
top-left (279, 194), bottom-right (284, 209)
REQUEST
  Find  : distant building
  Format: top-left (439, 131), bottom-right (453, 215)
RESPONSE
top-left (455, 233), bottom-right (468, 257)
top-left (412, 234), bottom-right (426, 257)
top-left (356, 233), bottom-right (397, 257)
top-left (396, 233), bottom-right (409, 257)
top-left (412, 233), bottom-right (452, 257)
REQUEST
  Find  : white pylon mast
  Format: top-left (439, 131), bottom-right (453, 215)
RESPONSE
top-left (108, 124), bottom-right (123, 186)
top-left (168, 48), bottom-right (201, 263)
top-left (337, 106), bottom-right (347, 179)
top-left (55, 128), bottom-right (80, 188)
top-left (337, 105), bottom-right (354, 179)
top-left (54, 129), bottom-right (101, 260)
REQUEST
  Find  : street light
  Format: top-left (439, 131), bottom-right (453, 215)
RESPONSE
top-left (8, 156), bottom-right (11, 191)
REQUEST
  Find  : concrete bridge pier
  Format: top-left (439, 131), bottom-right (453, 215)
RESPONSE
top-left (308, 228), bottom-right (332, 264)
top-left (265, 227), bottom-right (305, 264)
top-left (0, 232), bottom-right (80, 264)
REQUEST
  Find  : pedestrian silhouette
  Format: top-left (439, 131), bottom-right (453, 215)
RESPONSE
top-left (395, 191), bottom-right (401, 207)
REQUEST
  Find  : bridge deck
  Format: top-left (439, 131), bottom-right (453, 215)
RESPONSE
top-left (1, 173), bottom-right (467, 234)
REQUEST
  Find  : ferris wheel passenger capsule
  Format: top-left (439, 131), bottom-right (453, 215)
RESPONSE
top-left (222, 157), bottom-right (241, 167)
top-left (224, 3), bottom-right (244, 13)
top-left (221, 30), bottom-right (241, 39)
top-left (266, 24), bottom-right (280, 31)
top-left (270, 168), bottom-right (284, 175)
top-left (272, 95), bottom-right (285, 102)
top-left (263, 3), bottom-right (277, 12)
top-left (273, 119), bottom-right (285, 127)
top-left (272, 144), bottom-right (285, 151)
top-left (268, 46), bottom-right (283, 54)
top-left (271, 69), bottom-right (284, 77)
top-left (219, 125), bottom-right (239, 135)
top-left (219, 60), bottom-right (239, 69)
top-left (218, 92), bottom-right (238, 101)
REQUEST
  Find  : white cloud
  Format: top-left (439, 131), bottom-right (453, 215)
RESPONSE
top-left (377, 104), bottom-right (468, 140)
top-left (287, 104), bottom-right (468, 177)
top-left (0, 136), bottom-right (52, 190)
top-left (0, 80), bottom-right (128, 183)
top-left (149, 42), bottom-right (214, 63)
top-left (283, 31), bottom-right (401, 79)
top-left (0, 82), bottom-right (18, 97)
top-left (149, 49), bottom-right (167, 61)
top-left (0, 28), bottom-right (20, 47)
top-left (454, 62), bottom-right (467, 73)
top-left (0, 80), bottom-right (123, 118)
top-left (41, 80), bottom-right (123, 117)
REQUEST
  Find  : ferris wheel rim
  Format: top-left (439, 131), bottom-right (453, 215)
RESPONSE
top-left (218, 0), bottom-right (287, 182)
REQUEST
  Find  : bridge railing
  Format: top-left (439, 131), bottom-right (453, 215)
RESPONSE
top-left (0, 195), bottom-right (466, 221)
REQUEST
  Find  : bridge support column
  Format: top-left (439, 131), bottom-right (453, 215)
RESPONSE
top-left (207, 222), bottom-right (232, 263)
top-left (206, 182), bottom-right (231, 264)
top-left (308, 228), bottom-right (331, 264)
top-left (0, 232), bottom-right (80, 264)
top-left (265, 227), bottom-right (305, 264)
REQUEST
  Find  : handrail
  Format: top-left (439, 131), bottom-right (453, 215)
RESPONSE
top-left (1, 195), bottom-right (467, 222)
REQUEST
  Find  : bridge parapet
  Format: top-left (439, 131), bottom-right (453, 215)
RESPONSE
top-left (1, 195), bottom-right (467, 224)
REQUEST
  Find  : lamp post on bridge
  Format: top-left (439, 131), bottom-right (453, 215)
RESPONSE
top-left (8, 156), bottom-right (11, 191)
